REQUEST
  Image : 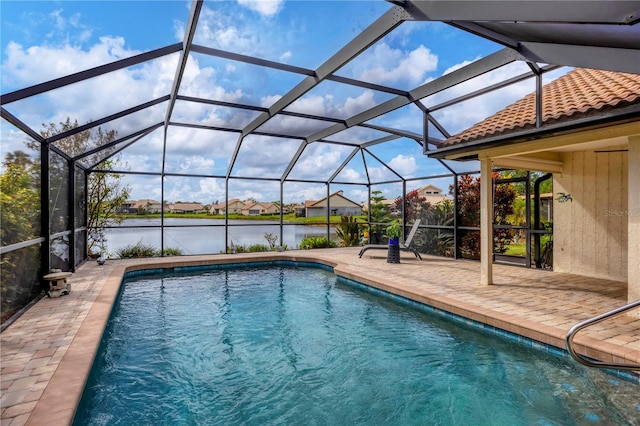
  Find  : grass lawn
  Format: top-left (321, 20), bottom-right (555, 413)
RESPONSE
top-left (504, 241), bottom-right (526, 256)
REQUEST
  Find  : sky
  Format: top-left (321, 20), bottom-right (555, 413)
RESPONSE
top-left (0, 0), bottom-right (568, 205)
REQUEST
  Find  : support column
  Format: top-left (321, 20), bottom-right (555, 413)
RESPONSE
top-left (480, 158), bottom-right (493, 286)
top-left (628, 136), bottom-right (640, 304)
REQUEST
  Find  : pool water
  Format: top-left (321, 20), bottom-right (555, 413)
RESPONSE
top-left (75, 265), bottom-right (639, 425)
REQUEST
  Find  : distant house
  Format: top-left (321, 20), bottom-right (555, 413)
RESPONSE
top-left (305, 191), bottom-right (362, 217)
top-left (167, 202), bottom-right (205, 213)
top-left (293, 204), bottom-right (306, 217)
top-left (241, 202), bottom-right (280, 216)
top-left (209, 199), bottom-right (245, 215)
top-left (415, 184), bottom-right (447, 205)
top-left (137, 199), bottom-right (163, 214)
top-left (117, 200), bottom-right (137, 214)
top-left (381, 184), bottom-right (448, 212)
top-left (119, 199), bottom-right (163, 214)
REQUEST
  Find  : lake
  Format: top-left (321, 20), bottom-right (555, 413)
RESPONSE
top-left (104, 218), bottom-right (336, 256)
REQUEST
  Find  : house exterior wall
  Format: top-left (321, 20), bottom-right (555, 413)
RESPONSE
top-left (306, 206), bottom-right (362, 217)
top-left (312, 196), bottom-right (359, 208)
top-left (222, 200), bottom-right (245, 214)
top-left (554, 149), bottom-right (628, 282)
top-left (262, 204), bottom-right (279, 214)
top-left (306, 193), bottom-right (362, 217)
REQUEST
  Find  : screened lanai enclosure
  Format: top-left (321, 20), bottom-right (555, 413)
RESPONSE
top-left (2, 0), bottom-right (639, 321)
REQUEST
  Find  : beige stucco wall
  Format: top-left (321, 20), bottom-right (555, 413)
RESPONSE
top-left (314, 195), bottom-right (359, 208)
top-left (554, 149), bottom-right (628, 282)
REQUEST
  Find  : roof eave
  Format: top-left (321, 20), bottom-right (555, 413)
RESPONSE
top-left (428, 105), bottom-right (640, 160)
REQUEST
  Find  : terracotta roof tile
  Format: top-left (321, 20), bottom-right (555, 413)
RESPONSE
top-left (442, 68), bottom-right (640, 146)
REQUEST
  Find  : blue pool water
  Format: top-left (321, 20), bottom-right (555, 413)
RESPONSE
top-left (75, 264), bottom-right (639, 425)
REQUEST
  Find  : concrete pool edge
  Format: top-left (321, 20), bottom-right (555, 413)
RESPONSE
top-left (25, 254), bottom-right (340, 425)
top-left (333, 266), bottom-right (640, 371)
top-left (22, 252), bottom-right (639, 425)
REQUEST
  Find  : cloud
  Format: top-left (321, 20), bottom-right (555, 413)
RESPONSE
top-left (336, 168), bottom-right (362, 183)
top-left (2, 37), bottom-right (137, 89)
top-left (237, 0), bottom-right (283, 17)
top-left (342, 90), bottom-right (377, 117)
top-left (279, 50), bottom-right (291, 62)
top-left (193, 5), bottom-right (288, 57)
top-left (343, 42), bottom-right (438, 86)
top-left (44, 9), bottom-right (92, 44)
top-left (287, 143), bottom-right (352, 180)
top-left (230, 135), bottom-right (302, 178)
top-left (388, 154), bottom-right (418, 176)
top-left (424, 61), bottom-right (545, 136)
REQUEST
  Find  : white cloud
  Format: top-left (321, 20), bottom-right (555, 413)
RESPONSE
top-left (342, 90), bottom-right (377, 117)
top-left (344, 42), bottom-right (438, 86)
top-left (227, 135), bottom-right (302, 178)
top-left (199, 178), bottom-right (225, 202)
top-left (288, 143), bottom-right (350, 180)
top-left (336, 168), bottom-right (362, 182)
top-left (388, 154), bottom-right (418, 176)
top-left (261, 94), bottom-right (282, 108)
top-left (2, 37), bottom-right (137, 88)
top-left (237, 0), bottom-right (283, 17)
top-left (423, 61), bottom-right (552, 136)
top-left (178, 156), bottom-right (215, 173)
top-left (194, 7), bottom-right (267, 56)
top-left (279, 50), bottom-right (291, 62)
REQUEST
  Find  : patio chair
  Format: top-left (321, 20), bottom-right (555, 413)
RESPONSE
top-left (359, 219), bottom-right (422, 260)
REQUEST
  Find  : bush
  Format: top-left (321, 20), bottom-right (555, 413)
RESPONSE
top-left (116, 241), bottom-right (157, 258)
top-left (299, 236), bottom-right (337, 249)
top-left (335, 216), bottom-right (361, 247)
top-left (161, 247), bottom-right (183, 256)
top-left (247, 244), bottom-right (269, 252)
top-left (264, 233), bottom-right (278, 250)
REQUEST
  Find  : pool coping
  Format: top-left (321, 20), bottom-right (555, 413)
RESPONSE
top-left (25, 254), bottom-right (340, 425)
top-left (6, 251), bottom-right (640, 425)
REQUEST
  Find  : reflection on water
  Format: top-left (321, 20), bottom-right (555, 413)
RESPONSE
top-left (104, 218), bottom-right (335, 255)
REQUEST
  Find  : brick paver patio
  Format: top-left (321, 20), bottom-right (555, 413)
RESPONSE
top-left (1, 249), bottom-right (639, 425)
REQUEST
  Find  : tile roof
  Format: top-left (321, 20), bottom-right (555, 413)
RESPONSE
top-left (442, 68), bottom-right (640, 146)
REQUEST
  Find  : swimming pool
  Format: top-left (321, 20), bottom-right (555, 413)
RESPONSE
top-left (74, 263), bottom-right (639, 425)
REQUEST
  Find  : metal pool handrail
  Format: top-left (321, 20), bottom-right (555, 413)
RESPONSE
top-left (565, 299), bottom-right (640, 371)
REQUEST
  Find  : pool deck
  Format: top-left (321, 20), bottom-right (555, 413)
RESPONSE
top-left (1, 248), bottom-right (639, 425)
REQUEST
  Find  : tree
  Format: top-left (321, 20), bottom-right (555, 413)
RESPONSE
top-left (393, 189), bottom-right (431, 222)
top-left (1, 155), bottom-right (41, 322)
top-left (452, 173), bottom-right (517, 259)
top-left (368, 190), bottom-right (390, 244)
top-left (87, 160), bottom-right (130, 256)
top-left (30, 118), bottom-right (130, 257)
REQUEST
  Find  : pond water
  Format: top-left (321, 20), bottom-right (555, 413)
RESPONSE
top-left (103, 218), bottom-right (335, 255)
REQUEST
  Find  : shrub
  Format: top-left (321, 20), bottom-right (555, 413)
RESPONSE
top-left (335, 216), bottom-right (361, 247)
top-left (299, 236), bottom-right (336, 249)
top-left (247, 244), bottom-right (269, 252)
top-left (264, 233), bottom-right (278, 250)
top-left (116, 241), bottom-right (157, 258)
top-left (161, 247), bottom-right (183, 256)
